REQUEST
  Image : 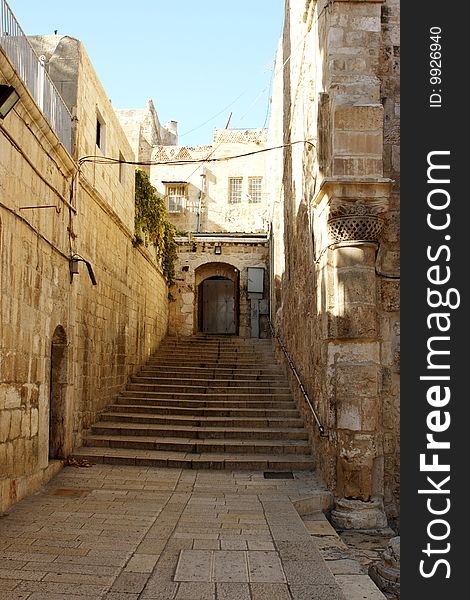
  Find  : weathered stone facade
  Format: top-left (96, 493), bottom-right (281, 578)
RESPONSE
top-left (149, 129), bottom-right (270, 235)
top-left (0, 35), bottom-right (169, 513)
top-left (269, 0), bottom-right (400, 526)
top-left (134, 128), bottom-right (272, 338)
top-left (169, 237), bottom-right (269, 338)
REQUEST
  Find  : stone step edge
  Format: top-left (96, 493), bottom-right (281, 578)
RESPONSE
top-left (104, 406), bottom-right (299, 415)
top-left (85, 434), bottom-right (310, 447)
top-left (93, 419), bottom-right (306, 432)
top-left (113, 400), bottom-right (296, 409)
top-left (71, 447), bottom-right (315, 469)
top-left (130, 380), bottom-right (289, 389)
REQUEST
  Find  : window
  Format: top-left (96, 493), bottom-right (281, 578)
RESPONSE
top-left (248, 177), bottom-right (262, 203)
top-left (228, 177), bottom-right (242, 204)
top-left (96, 112), bottom-right (106, 152)
top-left (166, 184), bottom-right (187, 213)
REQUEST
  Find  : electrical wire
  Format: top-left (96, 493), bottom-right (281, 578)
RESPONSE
top-left (77, 139), bottom-right (316, 168)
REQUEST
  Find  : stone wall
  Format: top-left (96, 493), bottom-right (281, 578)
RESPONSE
top-left (0, 41), bottom-right (169, 513)
top-left (115, 101), bottom-right (178, 173)
top-left (169, 239), bottom-right (269, 338)
top-left (150, 134), bottom-right (270, 235)
top-left (377, 0), bottom-right (400, 526)
top-left (269, 0), bottom-right (400, 526)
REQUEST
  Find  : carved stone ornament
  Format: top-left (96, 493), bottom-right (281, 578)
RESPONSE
top-left (328, 203), bottom-right (384, 244)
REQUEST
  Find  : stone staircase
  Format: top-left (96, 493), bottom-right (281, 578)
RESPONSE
top-left (73, 336), bottom-right (315, 470)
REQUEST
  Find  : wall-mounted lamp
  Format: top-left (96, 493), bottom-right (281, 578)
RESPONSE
top-left (214, 245), bottom-right (222, 255)
top-left (0, 85), bottom-right (20, 119)
top-left (69, 256), bottom-right (97, 285)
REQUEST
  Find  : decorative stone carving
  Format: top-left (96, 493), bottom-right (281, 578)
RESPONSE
top-left (331, 497), bottom-right (388, 530)
top-left (328, 203), bottom-right (384, 244)
top-left (369, 536), bottom-right (400, 598)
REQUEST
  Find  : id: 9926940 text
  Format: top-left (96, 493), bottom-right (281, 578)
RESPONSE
top-left (429, 26), bottom-right (443, 108)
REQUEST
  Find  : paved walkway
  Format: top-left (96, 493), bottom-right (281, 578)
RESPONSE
top-left (0, 465), bottom-right (385, 600)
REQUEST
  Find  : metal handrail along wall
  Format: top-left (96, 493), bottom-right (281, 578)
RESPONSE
top-left (268, 317), bottom-right (326, 436)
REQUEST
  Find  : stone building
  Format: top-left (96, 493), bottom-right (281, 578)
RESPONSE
top-left (132, 128), bottom-right (272, 339)
top-left (0, 23), bottom-right (169, 512)
top-left (268, 0), bottom-right (400, 527)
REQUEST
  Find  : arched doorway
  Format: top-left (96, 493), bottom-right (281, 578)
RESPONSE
top-left (49, 325), bottom-right (67, 459)
top-left (195, 263), bottom-right (240, 335)
top-left (199, 276), bottom-right (236, 334)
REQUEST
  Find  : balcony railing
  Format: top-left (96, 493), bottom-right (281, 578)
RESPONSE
top-left (0, 0), bottom-right (72, 153)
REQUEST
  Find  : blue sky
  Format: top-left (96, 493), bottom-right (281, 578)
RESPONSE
top-left (10, 0), bottom-right (284, 146)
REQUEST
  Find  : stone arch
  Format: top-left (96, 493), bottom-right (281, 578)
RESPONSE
top-left (195, 262), bottom-right (240, 335)
top-left (49, 325), bottom-right (68, 459)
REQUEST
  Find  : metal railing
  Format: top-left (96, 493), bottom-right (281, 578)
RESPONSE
top-left (268, 317), bottom-right (327, 436)
top-left (0, 0), bottom-right (72, 153)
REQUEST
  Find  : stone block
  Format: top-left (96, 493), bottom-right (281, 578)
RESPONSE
top-left (247, 551), bottom-right (286, 584)
top-left (333, 244), bottom-right (377, 268)
top-left (174, 550), bottom-right (212, 582)
top-left (334, 131), bottom-right (383, 157)
top-left (216, 582), bottom-right (251, 600)
top-left (213, 550), bottom-right (249, 583)
top-left (175, 582), bottom-right (215, 600)
top-left (380, 280), bottom-right (400, 312)
top-left (303, 520), bottom-right (338, 536)
top-left (334, 268), bottom-right (377, 305)
top-left (250, 583), bottom-right (291, 600)
top-left (332, 157), bottom-right (383, 178)
top-left (289, 583), bottom-right (347, 600)
top-left (327, 306), bottom-right (378, 339)
top-left (335, 574), bottom-right (386, 599)
top-left (9, 409), bottom-right (22, 440)
top-left (0, 411), bottom-right (11, 443)
top-left (336, 398), bottom-right (362, 431)
top-left (336, 364), bottom-right (379, 398)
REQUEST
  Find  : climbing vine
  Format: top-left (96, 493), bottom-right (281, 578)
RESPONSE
top-left (133, 169), bottom-right (177, 285)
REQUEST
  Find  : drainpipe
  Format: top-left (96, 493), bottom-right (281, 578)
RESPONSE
top-left (196, 169), bottom-right (206, 233)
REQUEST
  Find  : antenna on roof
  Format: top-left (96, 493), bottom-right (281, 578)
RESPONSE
top-left (224, 112), bottom-right (232, 129)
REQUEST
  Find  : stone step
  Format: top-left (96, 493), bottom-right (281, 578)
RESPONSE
top-left (146, 360), bottom-right (278, 369)
top-left (114, 397), bottom-right (296, 409)
top-left (95, 415), bottom-right (308, 440)
top-left (126, 382), bottom-right (290, 394)
top-left (163, 337), bottom-right (272, 346)
top-left (104, 404), bottom-right (300, 418)
top-left (122, 382), bottom-right (291, 400)
top-left (133, 376), bottom-right (286, 388)
top-left (139, 367), bottom-right (284, 378)
top-left (120, 390), bottom-right (293, 402)
top-left (84, 434), bottom-right (311, 455)
top-left (91, 413), bottom-right (308, 439)
top-left (154, 352), bottom-right (276, 361)
top-left (75, 335), bottom-right (314, 471)
top-left (72, 446), bottom-right (315, 470)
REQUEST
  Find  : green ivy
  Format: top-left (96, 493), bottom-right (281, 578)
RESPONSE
top-left (134, 169), bottom-right (177, 285)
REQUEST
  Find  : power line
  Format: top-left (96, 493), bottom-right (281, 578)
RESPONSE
top-left (77, 139), bottom-right (316, 168)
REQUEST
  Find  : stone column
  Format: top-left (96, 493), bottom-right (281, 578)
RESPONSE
top-left (325, 201), bottom-right (388, 529)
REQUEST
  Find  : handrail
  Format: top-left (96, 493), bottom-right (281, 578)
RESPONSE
top-left (268, 317), bottom-right (327, 437)
top-left (0, 0), bottom-right (73, 153)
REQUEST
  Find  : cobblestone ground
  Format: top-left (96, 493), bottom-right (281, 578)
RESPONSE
top-left (0, 465), bottom-right (385, 600)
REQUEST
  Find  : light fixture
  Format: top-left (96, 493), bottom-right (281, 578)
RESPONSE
top-left (69, 256), bottom-right (97, 285)
top-left (214, 245), bottom-right (222, 255)
top-left (0, 85), bottom-right (20, 119)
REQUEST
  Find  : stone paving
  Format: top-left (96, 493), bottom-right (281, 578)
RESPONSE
top-left (0, 465), bottom-right (385, 599)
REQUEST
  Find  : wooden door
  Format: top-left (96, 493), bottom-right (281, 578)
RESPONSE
top-left (202, 279), bottom-right (236, 334)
